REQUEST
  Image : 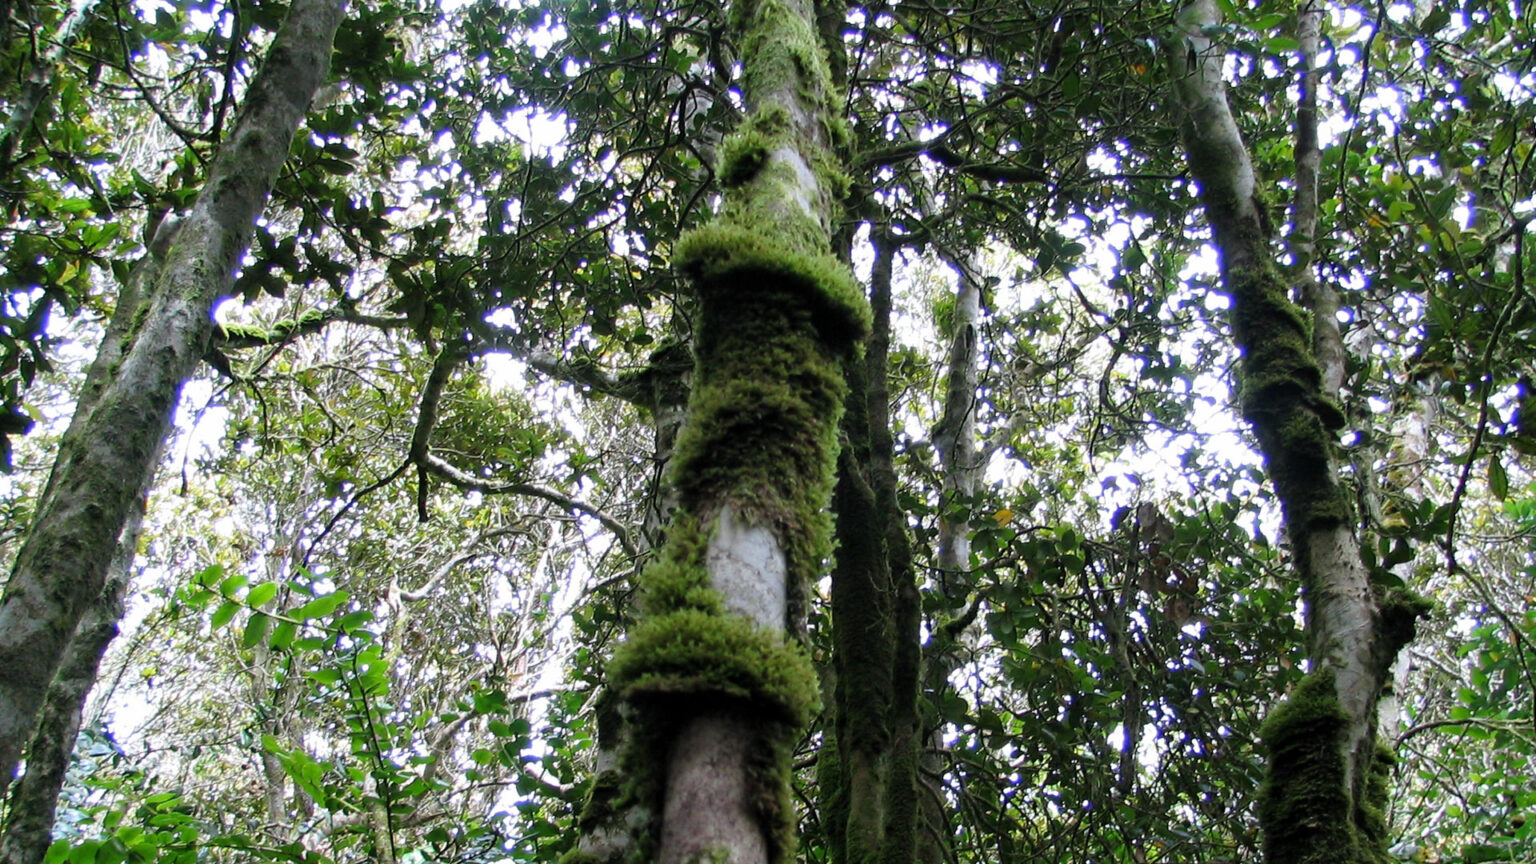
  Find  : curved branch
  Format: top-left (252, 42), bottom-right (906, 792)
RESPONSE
top-left (416, 454), bottom-right (638, 561)
top-left (405, 345), bottom-right (639, 559)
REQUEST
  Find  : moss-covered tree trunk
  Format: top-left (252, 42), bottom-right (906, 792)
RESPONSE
top-left (0, 0), bottom-right (346, 784)
top-left (600, 0), bottom-right (866, 860)
top-left (821, 226), bottom-right (925, 864)
top-left (1166, 3), bottom-right (1427, 863)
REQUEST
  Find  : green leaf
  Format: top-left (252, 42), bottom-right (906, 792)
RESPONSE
top-left (242, 614), bottom-right (272, 649)
top-left (1488, 455), bottom-right (1509, 500)
top-left (293, 591), bottom-right (348, 621)
top-left (210, 601), bottom-right (241, 630)
top-left (218, 572), bottom-right (248, 598)
top-left (246, 582), bottom-right (280, 609)
top-left (191, 564), bottom-right (225, 588)
top-left (270, 619), bottom-right (297, 650)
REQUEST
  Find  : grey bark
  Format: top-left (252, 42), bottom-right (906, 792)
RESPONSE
top-left (0, 0), bottom-right (346, 783)
top-left (917, 251), bottom-right (988, 864)
top-left (0, 222), bottom-right (173, 864)
top-left (0, 517), bottom-right (136, 864)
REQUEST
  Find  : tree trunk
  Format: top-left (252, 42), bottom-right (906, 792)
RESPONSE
top-left (0, 516), bottom-right (136, 864)
top-left (603, 0), bottom-right (866, 860)
top-left (0, 0), bottom-right (346, 783)
top-left (822, 225), bottom-right (931, 864)
top-left (1166, 3), bottom-right (1428, 863)
top-left (0, 227), bottom-right (172, 863)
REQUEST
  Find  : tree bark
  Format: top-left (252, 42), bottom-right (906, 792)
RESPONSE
top-left (1166, 3), bottom-right (1426, 862)
top-left (604, 0), bottom-right (866, 860)
top-left (0, 518), bottom-right (135, 864)
top-left (0, 0), bottom-right (346, 783)
top-left (0, 224), bottom-right (171, 864)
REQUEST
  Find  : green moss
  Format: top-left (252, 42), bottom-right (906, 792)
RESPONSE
top-left (1258, 671), bottom-right (1356, 864)
top-left (1258, 673), bottom-right (1407, 864)
top-left (608, 608), bottom-right (819, 864)
top-left (573, 772), bottom-right (623, 835)
top-left (611, 610), bottom-right (819, 726)
top-left (719, 128), bottom-right (774, 188)
top-left (217, 308), bottom-right (327, 344)
top-left (1224, 265), bottom-right (1351, 533)
top-left (1357, 743), bottom-right (1396, 863)
top-left (663, 279), bottom-right (848, 627)
top-left (675, 224), bottom-right (868, 344)
top-left (634, 514), bottom-right (724, 617)
top-left (556, 849), bottom-right (603, 864)
top-left (1377, 587), bottom-right (1433, 659)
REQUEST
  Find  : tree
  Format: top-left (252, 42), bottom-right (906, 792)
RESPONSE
top-left (2, 0), bottom-right (1534, 863)
top-left (0, 0), bottom-right (346, 786)
top-left (595, 0), bottom-right (865, 860)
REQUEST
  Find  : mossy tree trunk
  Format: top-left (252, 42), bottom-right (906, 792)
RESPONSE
top-left (822, 227), bottom-right (925, 864)
top-left (601, 0), bottom-right (866, 861)
top-left (1167, 1), bottom-right (1431, 860)
top-left (0, 230), bottom-right (170, 864)
top-left (1166, 2), bottom-right (1428, 863)
top-left (0, 0), bottom-right (346, 784)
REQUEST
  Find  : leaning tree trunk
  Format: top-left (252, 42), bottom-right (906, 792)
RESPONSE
top-left (600, 0), bottom-right (867, 860)
top-left (0, 208), bottom-right (175, 864)
top-left (0, 0), bottom-right (347, 783)
top-left (1166, 3), bottom-right (1428, 863)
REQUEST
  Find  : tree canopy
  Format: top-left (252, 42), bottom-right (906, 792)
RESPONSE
top-left (0, 0), bottom-right (1532, 862)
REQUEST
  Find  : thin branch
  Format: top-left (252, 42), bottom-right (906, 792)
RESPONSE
top-left (417, 455), bottom-right (638, 560)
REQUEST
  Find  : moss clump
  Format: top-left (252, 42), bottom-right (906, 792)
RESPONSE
top-left (217, 308), bottom-right (327, 344)
top-left (609, 608), bottom-right (819, 725)
top-left (608, 607), bottom-right (820, 864)
top-left (719, 128), bottom-right (774, 188)
top-left (572, 772), bottom-right (623, 835)
top-left (1229, 267), bottom-right (1323, 414)
top-left (1258, 671), bottom-right (1355, 864)
top-left (634, 514), bottom-right (724, 617)
top-left (1377, 587), bottom-right (1433, 659)
top-left (674, 224), bottom-right (868, 345)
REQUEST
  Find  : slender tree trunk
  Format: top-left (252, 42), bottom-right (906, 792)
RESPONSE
top-left (0, 0), bottom-right (346, 783)
top-left (0, 513), bottom-right (137, 864)
top-left (1166, 3), bottom-right (1427, 863)
top-left (604, 0), bottom-right (866, 860)
top-left (911, 251), bottom-right (989, 864)
top-left (0, 223), bottom-right (174, 864)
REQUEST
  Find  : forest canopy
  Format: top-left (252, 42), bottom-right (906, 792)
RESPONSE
top-left (0, 0), bottom-right (1532, 863)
